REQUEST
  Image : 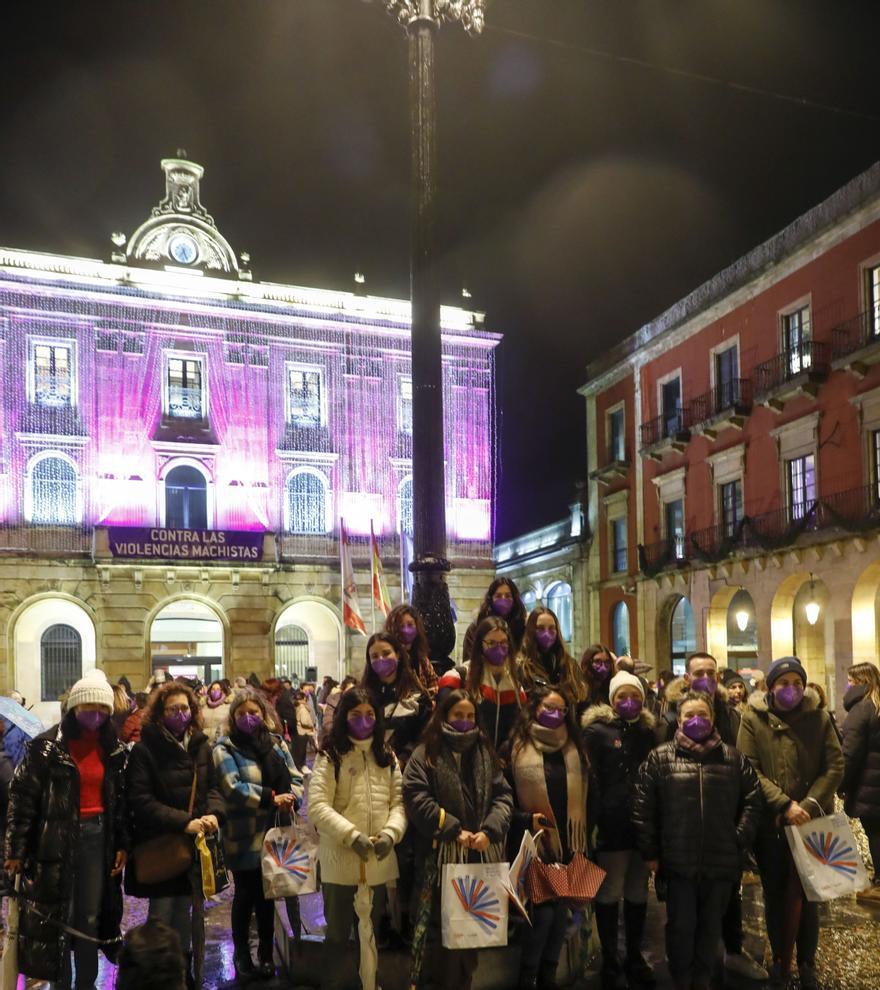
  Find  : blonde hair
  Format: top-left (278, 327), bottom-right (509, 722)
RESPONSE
top-left (848, 662), bottom-right (880, 713)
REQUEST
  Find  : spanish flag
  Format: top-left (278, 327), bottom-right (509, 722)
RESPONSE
top-left (370, 522), bottom-right (392, 620)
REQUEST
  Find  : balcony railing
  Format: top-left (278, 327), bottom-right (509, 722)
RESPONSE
top-left (34, 374), bottom-right (73, 408)
top-left (690, 378), bottom-right (752, 426)
top-left (753, 341), bottom-right (830, 396)
top-left (167, 385), bottom-right (204, 420)
top-left (640, 408), bottom-right (691, 449)
top-left (0, 523), bottom-right (94, 556)
top-left (832, 310), bottom-right (880, 361)
top-left (638, 484), bottom-right (878, 576)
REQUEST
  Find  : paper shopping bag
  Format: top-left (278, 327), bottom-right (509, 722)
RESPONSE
top-left (785, 812), bottom-right (869, 902)
top-left (504, 829), bottom-right (540, 921)
top-left (261, 817), bottom-right (319, 899)
top-left (441, 862), bottom-right (509, 950)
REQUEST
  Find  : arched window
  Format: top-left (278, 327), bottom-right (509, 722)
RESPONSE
top-left (30, 456), bottom-right (78, 524)
top-left (611, 601), bottom-right (630, 656)
top-left (546, 581), bottom-right (573, 642)
top-left (41, 624), bottom-right (82, 701)
top-left (286, 470), bottom-right (327, 534)
top-left (670, 596), bottom-right (696, 674)
top-left (165, 464), bottom-right (208, 529)
top-left (398, 477), bottom-right (414, 537)
top-left (521, 589), bottom-right (538, 613)
top-left (275, 624), bottom-right (310, 684)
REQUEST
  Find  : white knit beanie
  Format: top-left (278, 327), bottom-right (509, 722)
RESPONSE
top-left (609, 670), bottom-right (645, 702)
top-left (67, 669), bottom-right (114, 711)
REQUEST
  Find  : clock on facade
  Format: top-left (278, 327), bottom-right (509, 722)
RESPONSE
top-left (168, 233), bottom-right (199, 265)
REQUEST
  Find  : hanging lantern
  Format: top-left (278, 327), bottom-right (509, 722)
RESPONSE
top-left (735, 608), bottom-right (750, 632)
top-left (805, 573), bottom-right (820, 626)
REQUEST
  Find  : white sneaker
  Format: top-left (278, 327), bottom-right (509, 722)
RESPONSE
top-left (724, 951), bottom-right (769, 980)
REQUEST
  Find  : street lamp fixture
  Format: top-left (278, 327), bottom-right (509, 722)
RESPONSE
top-left (805, 573), bottom-right (820, 626)
top-left (735, 608), bottom-right (750, 633)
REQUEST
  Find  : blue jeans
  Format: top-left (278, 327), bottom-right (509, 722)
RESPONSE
top-left (56, 815), bottom-right (105, 990)
top-left (149, 895), bottom-right (192, 953)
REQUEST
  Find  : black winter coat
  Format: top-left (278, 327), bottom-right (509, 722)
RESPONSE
top-left (633, 737), bottom-right (763, 881)
top-left (841, 685), bottom-right (880, 824)
top-left (582, 704), bottom-right (657, 851)
top-left (5, 725), bottom-right (128, 982)
top-left (125, 721), bottom-right (227, 898)
top-left (374, 682), bottom-right (433, 765)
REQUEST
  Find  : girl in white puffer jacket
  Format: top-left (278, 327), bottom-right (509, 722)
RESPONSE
top-left (309, 687), bottom-right (407, 990)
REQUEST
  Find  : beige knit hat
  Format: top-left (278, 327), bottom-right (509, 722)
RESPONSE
top-left (67, 669), bottom-right (114, 711)
top-left (609, 670), bottom-right (645, 702)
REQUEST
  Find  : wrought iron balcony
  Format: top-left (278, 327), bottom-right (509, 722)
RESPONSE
top-left (639, 408), bottom-right (691, 459)
top-left (753, 341), bottom-right (830, 410)
top-left (690, 379), bottom-right (752, 437)
top-left (167, 385), bottom-right (204, 419)
top-left (0, 523), bottom-right (93, 557)
top-left (590, 458), bottom-right (630, 483)
top-left (832, 310), bottom-right (880, 375)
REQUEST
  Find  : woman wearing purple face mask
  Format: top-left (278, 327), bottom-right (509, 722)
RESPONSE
top-left (462, 578), bottom-right (528, 665)
top-left (310, 688), bottom-right (406, 990)
top-left (737, 657), bottom-right (844, 988)
top-left (126, 681), bottom-right (228, 979)
top-left (519, 606), bottom-right (587, 706)
top-left (385, 603), bottom-right (441, 692)
top-left (5, 670), bottom-right (128, 989)
top-left (465, 616), bottom-right (526, 750)
top-left (583, 671), bottom-right (658, 988)
top-left (503, 687), bottom-right (590, 990)
top-left (633, 693), bottom-right (762, 990)
top-left (214, 688), bottom-right (303, 978)
top-left (200, 678), bottom-right (232, 744)
top-left (578, 644), bottom-right (617, 717)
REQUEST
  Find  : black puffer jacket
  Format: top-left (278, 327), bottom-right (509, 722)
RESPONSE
top-left (633, 736), bottom-right (763, 881)
top-left (582, 704), bottom-right (656, 851)
top-left (125, 721), bottom-right (227, 898)
top-left (374, 682), bottom-right (433, 765)
top-left (841, 685), bottom-right (880, 824)
top-left (5, 724), bottom-right (128, 982)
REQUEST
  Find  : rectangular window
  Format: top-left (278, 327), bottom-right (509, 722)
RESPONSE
top-left (714, 345), bottom-right (739, 409)
top-left (661, 378), bottom-right (682, 436)
top-left (608, 408), bottom-right (625, 461)
top-left (783, 306), bottom-right (812, 375)
top-left (398, 376), bottom-right (413, 435)
top-left (33, 343), bottom-right (73, 407)
top-left (166, 357), bottom-right (204, 419)
top-left (869, 266), bottom-right (880, 337)
top-left (665, 498), bottom-right (685, 559)
top-left (287, 367), bottom-right (323, 427)
top-left (787, 454), bottom-right (816, 521)
top-left (611, 516), bottom-right (627, 573)
top-left (720, 479), bottom-right (743, 537)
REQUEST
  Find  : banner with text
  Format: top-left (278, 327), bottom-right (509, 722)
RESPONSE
top-left (108, 527), bottom-right (264, 561)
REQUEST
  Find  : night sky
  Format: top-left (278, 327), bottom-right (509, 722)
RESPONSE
top-left (2, 2), bottom-right (879, 542)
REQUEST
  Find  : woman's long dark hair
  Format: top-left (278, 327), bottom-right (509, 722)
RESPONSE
top-left (519, 606), bottom-right (586, 702)
top-left (61, 707), bottom-right (119, 754)
top-left (322, 687), bottom-right (393, 769)
top-left (143, 681), bottom-right (205, 732)
top-left (385, 603), bottom-right (431, 675)
top-left (360, 632), bottom-right (425, 699)
top-left (466, 616), bottom-right (522, 695)
top-left (421, 689), bottom-right (497, 767)
top-left (580, 643), bottom-right (615, 702)
top-left (508, 684), bottom-right (589, 767)
top-left (474, 577), bottom-right (527, 647)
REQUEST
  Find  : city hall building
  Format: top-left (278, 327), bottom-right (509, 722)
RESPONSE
top-left (0, 156), bottom-right (498, 724)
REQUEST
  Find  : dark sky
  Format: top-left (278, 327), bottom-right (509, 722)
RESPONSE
top-left (2, 2), bottom-right (879, 542)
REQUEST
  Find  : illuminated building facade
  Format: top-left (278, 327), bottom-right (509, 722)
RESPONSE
top-left (0, 157), bottom-right (497, 722)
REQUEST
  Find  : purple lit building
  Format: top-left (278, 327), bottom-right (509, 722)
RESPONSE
top-left (0, 157), bottom-right (498, 722)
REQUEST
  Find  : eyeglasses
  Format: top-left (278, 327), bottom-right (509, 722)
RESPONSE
top-left (165, 704), bottom-right (190, 715)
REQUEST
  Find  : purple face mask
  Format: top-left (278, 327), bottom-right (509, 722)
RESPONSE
top-left (535, 628), bottom-right (557, 652)
top-left (615, 697), bottom-right (643, 721)
top-left (76, 710), bottom-right (108, 732)
top-left (164, 710), bottom-right (192, 737)
top-left (209, 687), bottom-right (223, 701)
top-left (347, 714), bottom-right (376, 740)
top-left (682, 715), bottom-right (713, 742)
top-left (591, 662), bottom-right (612, 681)
top-left (690, 675), bottom-right (717, 696)
top-left (398, 623), bottom-right (418, 646)
top-left (491, 597), bottom-right (514, 618)
top-left (370, 656), bottom-right (399, 680)
top-left (449, 718), bottom-right (476, 733)
top-left (773, 683), bottom-right (804, 711)
top-left (235, 712), bottom-right (263, 735)
top-left (536, 707), bottom-right (566, 729)
top-left (484, 643), bottom-right (509, 667)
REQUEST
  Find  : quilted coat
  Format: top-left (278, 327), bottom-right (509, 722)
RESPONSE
top-left (840, 684), bottom-right (880, 824)
top-left (5, 724), bottom-right (128, 982)
top-left (308, 739), bottom-right (407, 886)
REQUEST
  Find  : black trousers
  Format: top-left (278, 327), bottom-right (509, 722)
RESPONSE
top-left (864, 822), bottom-right (880, 882)
top-left (721, 876), bottom-right (743, 954)
top-left (231, 868), bottom-right (275, 960)
top-left (665, 875), bottom-right (732, 989)
top-left (520, 900), bottom-right (569, 977)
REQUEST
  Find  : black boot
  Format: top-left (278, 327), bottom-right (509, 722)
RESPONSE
top-left (233, 945), bottom-right (255, 981)
top-left (256, 941), bottom-right (275, 980)
top-left (623, 900), bottom-right (655, 985)
top-left (594, 902), bottom-right (627, 990)
top-left (518, 971), bottom-right (538, 990)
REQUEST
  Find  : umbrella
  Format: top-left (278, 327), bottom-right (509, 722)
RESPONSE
top-left (409, 850), bottom-right (439, 990)
top-left (0, 699), bottom-right (43, 739)
top-left (353, 861), bottom-right (378, 990)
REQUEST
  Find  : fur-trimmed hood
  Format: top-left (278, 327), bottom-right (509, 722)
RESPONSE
top-left (665, 676), bottom-right (729, 706)
top-left (747, 686), bottom-right (820, 715)
top-left (581, 702), bottom-right (655, 731)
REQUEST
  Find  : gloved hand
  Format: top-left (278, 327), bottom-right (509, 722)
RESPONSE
top-left (372, 833), bottom-right (394, 861)
top-left (351, 833), bottom-right (373, 862)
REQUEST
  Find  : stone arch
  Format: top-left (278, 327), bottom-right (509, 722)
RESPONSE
top-left (706, 585), bottom-right (740, 667)
top-left (852, 560), bottom-right (880, 665)
top-left (771, 572), bottom-right (832, 686)
top-left (145, 594), bottom-right (229, 682)
top-left (272, 597), bottom-right (345, 683)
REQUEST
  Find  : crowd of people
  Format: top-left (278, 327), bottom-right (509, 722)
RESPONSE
top-left (0, 579), bottom-right (878, 990)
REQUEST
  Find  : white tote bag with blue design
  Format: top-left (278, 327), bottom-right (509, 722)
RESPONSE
top-left (785, 812), bottom-right (869, 902)
top-left (441, 861), bottom-right (509, 949)
top-left (261, 816), bottom-right (319, 899)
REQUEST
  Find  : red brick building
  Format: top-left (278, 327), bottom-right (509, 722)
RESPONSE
top-left (582, 161), bottom-right (880, 707)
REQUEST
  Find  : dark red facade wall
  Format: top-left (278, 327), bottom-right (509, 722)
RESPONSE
top-left (595, 374), bottom-right (637, 580)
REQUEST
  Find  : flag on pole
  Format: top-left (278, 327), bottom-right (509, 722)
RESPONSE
top-left (400, 529), bottom-right (414, 604)
top-left (370, 522), bottom-right (393, 620)
top-left (340, 518), bottom-right (367, 635)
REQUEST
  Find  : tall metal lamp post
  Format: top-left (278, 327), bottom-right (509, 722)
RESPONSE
top-left (378, 0), bottom-right (487, 664)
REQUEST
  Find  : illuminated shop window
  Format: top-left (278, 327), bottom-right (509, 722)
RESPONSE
top-left (287, 367), bottom-right (324, 427)
top-left (166, 356), bottom-right (205, 419)
top-left (29, 456), bottom-right (79, 524)
top-left (32, 343), bottom-right (73, 408)
top-left (286, 470), bottom-right (328, 534)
